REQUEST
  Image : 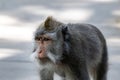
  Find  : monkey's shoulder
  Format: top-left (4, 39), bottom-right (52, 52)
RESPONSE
top-left (66, 23), bottom-right (105, 50)
top-left (67, 23), bottom-right (99, 33)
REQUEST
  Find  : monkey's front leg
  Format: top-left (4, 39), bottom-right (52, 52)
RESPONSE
top-left (68, 61), bottom-right (90, 80)
top-left (40, 69), bottom-right (54, 80)
top-left (54, 72), bottom-right (66, 80)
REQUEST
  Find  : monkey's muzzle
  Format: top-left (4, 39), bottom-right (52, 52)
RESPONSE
top-left (38, 49), bottom-right (47, 59)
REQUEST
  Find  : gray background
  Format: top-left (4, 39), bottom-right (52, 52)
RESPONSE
top-left (0, 0), bottom-right (120, 80)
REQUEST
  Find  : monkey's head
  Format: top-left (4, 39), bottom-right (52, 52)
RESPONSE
top-left (33, 16), bottom-right (67, 64)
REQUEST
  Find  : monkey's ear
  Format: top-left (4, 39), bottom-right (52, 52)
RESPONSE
top-left (44, 16), bottom-right (62, 31)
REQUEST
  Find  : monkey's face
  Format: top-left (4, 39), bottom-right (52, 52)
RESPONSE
top-left (33, 28), bottom-right (64, 64)
top-left (32, 17), bottom-right (64, 64)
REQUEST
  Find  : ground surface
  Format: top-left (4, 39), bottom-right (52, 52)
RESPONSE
top-left (0, 0), bottom-right (120, 80)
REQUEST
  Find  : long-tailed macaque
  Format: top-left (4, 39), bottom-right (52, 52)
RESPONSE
top-left (32, 16), bottom-right (108, 80)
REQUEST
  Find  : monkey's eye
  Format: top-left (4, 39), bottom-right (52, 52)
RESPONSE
top-left (43, 38), bottom-right (51, 41)
top-left (35, 37), bottom-right (42, 41)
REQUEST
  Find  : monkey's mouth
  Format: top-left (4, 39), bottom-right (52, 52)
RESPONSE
top-left (38, 53), bottom-right (57, 63)
top-left (38, 53), bottom-right (46, 59)
top-left (37, 53), bottom-right (48, 58)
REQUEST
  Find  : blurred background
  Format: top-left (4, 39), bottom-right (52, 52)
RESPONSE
top-left (0, 0), bottom-right (120, 80)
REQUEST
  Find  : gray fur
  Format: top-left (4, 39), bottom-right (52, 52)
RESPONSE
top-left (32, 17), bottom-right (108, 80)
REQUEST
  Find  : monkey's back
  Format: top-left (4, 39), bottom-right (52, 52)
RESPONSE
top-left (66, 23), bottom-right (106, 67)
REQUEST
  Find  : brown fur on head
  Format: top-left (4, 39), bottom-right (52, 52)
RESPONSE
top-left (44, 16), bottom-right (62, 31)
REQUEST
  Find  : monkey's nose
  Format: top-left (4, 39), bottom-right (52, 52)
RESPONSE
top-left (39, 50), bottom-right (42, 54)
top-left (38, 50), bottom-right (47, 58)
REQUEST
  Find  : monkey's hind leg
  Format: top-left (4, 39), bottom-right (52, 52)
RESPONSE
top-left (96, 44), bottom-right (108, 80)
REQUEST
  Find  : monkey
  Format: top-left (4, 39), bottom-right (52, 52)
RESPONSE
top-left (31, 16), bottom-right (108, 80)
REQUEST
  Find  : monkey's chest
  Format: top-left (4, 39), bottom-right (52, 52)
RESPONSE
top-left (51, 63), bottom-right (75, 80)
top-left (41, 62), bottom-right (74, 80)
